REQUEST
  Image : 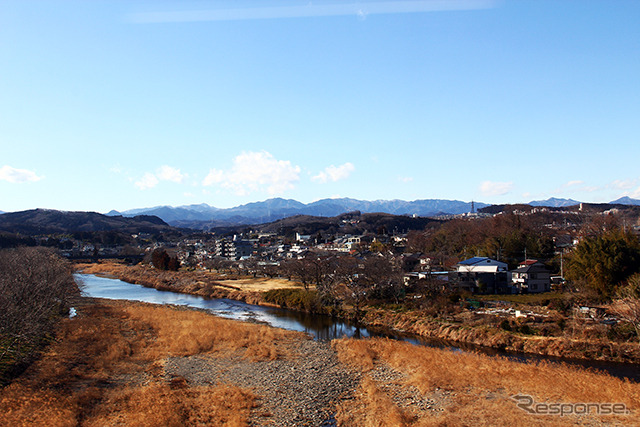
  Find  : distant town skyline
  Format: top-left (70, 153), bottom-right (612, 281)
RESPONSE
top-left (2, 1), bottom-right (639, 213)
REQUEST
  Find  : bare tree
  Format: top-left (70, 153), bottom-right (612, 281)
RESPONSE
top-left (0, 247), bottom-right (79, 383)
top-left (611, 273), bottom-right (640, 344)
top-left (333, 254), bottom-right (403, 320)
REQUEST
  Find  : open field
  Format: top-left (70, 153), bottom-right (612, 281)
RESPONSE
top-left (1, 297), bottom-right (638, 426)
top-left (215, 277), bottom-right (308, 292)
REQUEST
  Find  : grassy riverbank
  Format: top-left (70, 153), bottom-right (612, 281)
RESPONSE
top-left (361, 307), bottom-right (640, 363)
top-left (75, 262), bottom-right (640, 364)
top-left (0, 298), bottom-right (302, 426)
top-left (332, 337), bottom-right (639, 426)
top-left (1, 298), bottom-right (638, 426)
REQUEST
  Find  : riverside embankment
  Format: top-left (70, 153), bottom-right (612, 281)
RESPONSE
top-left (75, 262), bottom-right (640, 368)
top-left (4, 297), bottom-right (639, 426)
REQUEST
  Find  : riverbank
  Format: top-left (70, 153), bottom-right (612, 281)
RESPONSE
top-left (1, 298), bottom-right (638, 426)
top-left (361, 308), bottom-right (640, 364)
top-left (75, 262), bottom-right (640, 364)
top-left (0, 298), bottom-right (358, 426)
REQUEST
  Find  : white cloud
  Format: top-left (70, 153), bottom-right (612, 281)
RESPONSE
top-left (398, 176), bottom-right (413, 183)
top-left (312, 163), bottom-right (355, 183)
top-left (0, 165), bottom-right (42, 183)
top-left (202, 169), bottom-right (224, 187)
top-left (566, 180), bottom-right (584, 187)
top-left (202, 151), bottom-right (300, 196)
top-left (479, 181), bottom-right (513, 197)
top-left (135, 172), bottom-right (159, 190)
top-left (135, 165), bottom-right (185, 190)
top-left (157, 165), bottom-right (185, 183)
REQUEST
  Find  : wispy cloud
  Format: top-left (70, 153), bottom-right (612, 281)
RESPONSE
top-left (312, 163), bottom-right (355, 183)
top-left (554, 179), bottom-right (637, 198)
top-left (398, 176), bottom-right (414, 183)
top-left (135, 165), bottom-right (185, 190)
top-left (156, 165), bottom-right (186, 183)
top-left (552, 179), bottom-right (593, 195)
top-left (135, 173), bottom-right (159, 190)
top-left (129, 0), bottom-right (496, 23)
top-left (479, 180), bottom-right (513, 197)
top-left (202, 151), bottom-right (300, 196)
top-left (612, 179), bottom-right (637, 190)
top-left (0, 165), bottom-right (42, 183)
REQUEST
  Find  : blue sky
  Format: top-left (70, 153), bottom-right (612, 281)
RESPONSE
top-left (1, 0), bottom-right (639, 213)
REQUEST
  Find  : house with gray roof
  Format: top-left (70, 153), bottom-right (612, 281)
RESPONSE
top-left (511, 260), bottom-right (551, 293)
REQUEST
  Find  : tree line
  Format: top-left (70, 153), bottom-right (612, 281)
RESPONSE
top-left (0, 247), bottom-right (79, 385)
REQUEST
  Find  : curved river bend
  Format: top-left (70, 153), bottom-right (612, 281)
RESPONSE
top-left (76, 273), bottom-right (639, 382)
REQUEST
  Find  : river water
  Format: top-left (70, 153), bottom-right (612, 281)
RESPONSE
top-left (76, 273), bottom-right (639, 382)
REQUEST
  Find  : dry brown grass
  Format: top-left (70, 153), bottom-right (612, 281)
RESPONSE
top-left (123, 304), bottom-right (298, 361)
top-left (333, 337), bottom-right (640, 426)
top-left (0, 299), bottom-right (303, 426)
top-left (336, 376), bottom-right (413, 427)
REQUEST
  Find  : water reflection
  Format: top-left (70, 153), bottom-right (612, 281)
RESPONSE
top-left (76, 273), bottom-right (639, 382)
top-left (77, 273), bottom-right (372, 340)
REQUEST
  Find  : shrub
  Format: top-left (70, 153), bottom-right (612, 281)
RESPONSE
top-left (263, 288), bottom-right (321, 312)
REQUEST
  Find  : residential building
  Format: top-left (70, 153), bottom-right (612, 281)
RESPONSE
top-left (451, 257), bottom-right (510, 294)
top-left (511, 260), bottom-right (551, 293)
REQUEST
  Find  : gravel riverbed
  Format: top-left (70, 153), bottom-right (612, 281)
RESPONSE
top-left (164, 339), bottom-right (362, 426)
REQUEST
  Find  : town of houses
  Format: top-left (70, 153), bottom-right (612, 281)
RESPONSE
top-left (48, 203), bottom-right (640, 296)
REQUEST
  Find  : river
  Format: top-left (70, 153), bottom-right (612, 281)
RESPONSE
top-left (76, 273), bottom-right (640, 382)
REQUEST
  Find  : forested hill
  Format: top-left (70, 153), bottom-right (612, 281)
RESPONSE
top-left (212, 212), bottom-right (442, 237)
top-left (0, 209), bottom-right (173, 235)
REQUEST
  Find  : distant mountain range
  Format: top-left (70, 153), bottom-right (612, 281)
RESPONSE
top-left (106, 198), bottom-right (490, 227)
top-left (529, 196), bottom-right (640, 208)
top-left (0, 209), bottom-right (173, 235)
top-left (528, 197), bottom-right (581, 207)
top-left (2, 196), bottom-right (639, 234)
top-left (103, 196), bottom-right (640, 228)
top-left (610, 196), bottom-right (640, 206)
